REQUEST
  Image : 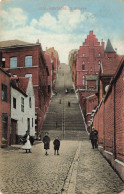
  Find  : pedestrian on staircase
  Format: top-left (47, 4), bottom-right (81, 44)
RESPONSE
top-left (68, 101), bottom-right (70, 107)
top-left (43, 132), bottom-right (50, 155)
top-left (53, 137), bottom-right (60, 155)
top-left (90, 127), bottom-right (98, 149)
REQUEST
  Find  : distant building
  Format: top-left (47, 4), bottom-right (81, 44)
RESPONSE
top-left (0, 67), bottom-right (11, 147)
top-left (69, 49), bottom-right (78, 85)
top-left (0, 40), bottom-right (49, 137)
top-left (43, 52), bottom-right (52, 101)
top-left (99, 39), bottom-right (123, 101)
top-left (10, 77), bottom-right (35, 144)
top-left (76, 31), bottom-right (104, 93)
top-left (46, 47), bottom-right (60, 84)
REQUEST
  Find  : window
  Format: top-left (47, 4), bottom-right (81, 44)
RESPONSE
top-left (25, 74), bottom-right (32, 78)
top-left (2, 58), bottom-right (5, 68)
top-left (32, 118), bottom-right (33, 127)
top-left (83, 76), bottom-right (85, 86)
top-left (2, 113), bottom-right (8, 139)
top-left (13, 75), bottom-right (17, 77)
top-left (82, 61), bottom-right (85, 70)
top-left (1, 84), bottom-right (7, 102)
top-left (91, 67), bottom-right (92, 72)
top-left (27, 118), bottom-right (30, 132)
top-left (25, 56), bottom-right (32, 67)
top-left (29, 97), bottom-right (32, 108)
top-left (99, 61), bottom-right (101, 70)
top-left (10, 57), bottom-right (17, 68)
top-left (13, 97), bottom-right (16, 109)
top-left (21, 97), bottom-right (24, 112)
top-left (83, 53), bottom-right (85, 57)
top-left (99, 53), bottom-right (101, 57)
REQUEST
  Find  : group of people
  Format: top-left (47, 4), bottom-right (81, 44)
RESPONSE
top-left (22, 128), bottom-right (98, 154)
top-left (22, 131), bottom-right (60, 155)
top-left (43, 133), bottom-right (60, 156)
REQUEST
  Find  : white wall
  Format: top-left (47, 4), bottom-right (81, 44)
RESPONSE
top-left (11, 78), bottom-right (35, 136)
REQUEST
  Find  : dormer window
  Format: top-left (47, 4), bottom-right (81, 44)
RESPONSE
top-left (82, 61), bottom-right (85, 70)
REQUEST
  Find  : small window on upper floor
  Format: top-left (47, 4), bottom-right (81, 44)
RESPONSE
top-left (99, 61), bottom-right (101, 71)
top-left (99, 53), bottom-right (101, 57)
top-left (82, 61), bottom-right (85, 70)
top-left (83, 53), bottom-right (85, 57)
top-left (25, 74), bottom-right (32, 78)
top-left (13, 97), bottom-right (16, 109)
top-left (25, 56), bottom-right (32, 67)
top-left (21, 97), bottom-right (24, 112)
top-left (10, 57), bottom-right (17, 68)
top-left (29, 97), bottom-right (32, 108)
top-left (91, 67), bottom-right (92, 72)
top-left (2, 58), bottom-right (5, 68)
top-left (83, 76), bottom-right (85, 86)
top-left (1, 84), bottom-right (7, 102)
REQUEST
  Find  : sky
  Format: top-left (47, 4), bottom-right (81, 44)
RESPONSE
top-left (0, 0), bottom-right (124, 63)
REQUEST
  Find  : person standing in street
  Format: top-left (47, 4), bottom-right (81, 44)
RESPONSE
top-left (22, 133), bottom-right (32, 153)
top-left (90, 127), bottom-right (98, 149)
top-left (43, 132), bottom-right (50, 155)
top-left (53, 136), bottom-right (60, 155)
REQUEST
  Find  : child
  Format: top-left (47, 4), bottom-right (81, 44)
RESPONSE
top-left (53, 137), bottom-right (60, 155)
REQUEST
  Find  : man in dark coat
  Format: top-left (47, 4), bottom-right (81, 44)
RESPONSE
top-left (53, 137), bottom-right (60, 155)
top-left (43, 132), bottom-right (50, 155)
top-left (90, 127), bottom-right (98, 149)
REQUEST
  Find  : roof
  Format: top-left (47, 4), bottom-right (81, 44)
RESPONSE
top-left (11, 77), bottom-right (29, 96)
top-left (0, 67), bottom-right (11, 77)
top-left (101, 55), bottom-right (123, 76)
top-left (18, 77), bottom-right (29, 94)
top-left (105, 39), bottom-right (115, 53)
top-left (0, 40), bottom-right (40, 48)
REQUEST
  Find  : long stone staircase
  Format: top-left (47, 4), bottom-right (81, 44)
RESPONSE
top-left (41, 64), bottom-right (88, 140)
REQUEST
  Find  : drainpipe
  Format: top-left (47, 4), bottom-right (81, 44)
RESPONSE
top-left (114, 83), bottom-right (117, 159)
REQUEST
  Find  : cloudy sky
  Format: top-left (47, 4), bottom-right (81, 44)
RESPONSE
top-left (0, 0), bottom-right (124, 63)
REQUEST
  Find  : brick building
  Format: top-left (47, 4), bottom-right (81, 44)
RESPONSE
top-left (45, 47), bottom-right (60, 86)
top-left (76, 31), bottom-right (104, 91)
top-left (0, 40), bottom-right (49, 137)
top-left (69, 49), bottom-right (78, 85)
top-left (43, 52), bottom-right (52, 101)
top-left (92, 57), bottom-right (124, 180)
top-left (0, 67), bottom-right (11, 147)
top-left (99, 39), bottom-right (123, 101)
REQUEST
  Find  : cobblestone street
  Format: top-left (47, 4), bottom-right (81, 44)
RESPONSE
top-left (0, 139), bottom-right (124, 194)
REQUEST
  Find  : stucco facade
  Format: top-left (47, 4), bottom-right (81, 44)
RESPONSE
top-left (11, 78), bottom-right (35, 142)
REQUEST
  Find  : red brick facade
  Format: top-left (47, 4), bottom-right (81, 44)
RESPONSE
top-left (0, 68), bottom-right (11, 146)
top-left (0, 41), bottom-right (49, 137)
top-left (93, 58), bottom-right (124, 180)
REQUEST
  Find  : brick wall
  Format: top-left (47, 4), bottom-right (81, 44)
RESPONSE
top-left (93, 59), bottom-right (124, 163)
top-left (0, 69), bottom-right (11, 145)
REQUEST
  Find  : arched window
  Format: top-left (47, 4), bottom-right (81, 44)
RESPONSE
top-left (98, 61), bottom-right (101, 70)
top-left (83, 76), bottom-right (85, 86)
top-left (82, 61), bottom-right (85, 70)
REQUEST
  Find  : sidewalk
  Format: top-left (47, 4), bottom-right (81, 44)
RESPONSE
top-left (62, 140), bottom-right (124, 194)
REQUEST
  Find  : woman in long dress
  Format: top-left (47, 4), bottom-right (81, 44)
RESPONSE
top-left (22, 135), bottom-right (32, 153)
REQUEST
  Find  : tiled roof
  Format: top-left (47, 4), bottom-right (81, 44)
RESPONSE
top-left (105, 39), bottom-right (115, 53)
top-left (0, 40), bottom-right (39, 48)
top-left (101, 55), bottom-right (123, 76)
top-left (18, 77), bottom-right (29, 94)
